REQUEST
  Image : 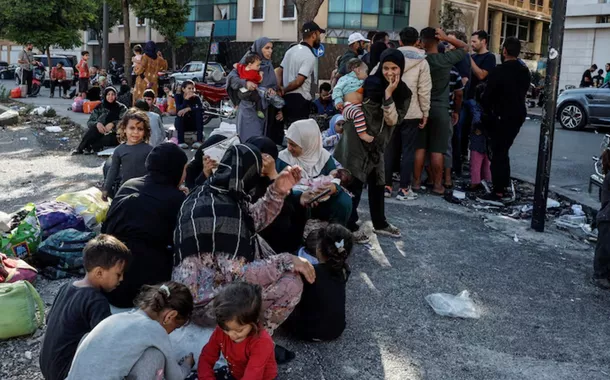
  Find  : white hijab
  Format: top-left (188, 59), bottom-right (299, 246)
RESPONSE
top-left (278, 119), bottom-right (331, 179)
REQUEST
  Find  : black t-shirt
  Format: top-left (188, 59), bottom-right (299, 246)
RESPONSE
top-left (467, 52), bottom-right (496, 99)
top-left (286, 263), bottom-right (348, 341)
top-left (39, 283), bottom-right (111, 380)
top-left (581, 69), bottom-right (593, 87)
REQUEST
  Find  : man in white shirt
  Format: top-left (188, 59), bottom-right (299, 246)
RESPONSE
top-left (277, 21), bottom-right (325, 126)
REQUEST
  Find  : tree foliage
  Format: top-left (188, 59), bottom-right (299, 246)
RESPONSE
top-left (132, 0), bottom-right (190, 49)
top-left (295, 0), bottom-right (325, 41)
top-left (87, 0), bottom-right (123, 43)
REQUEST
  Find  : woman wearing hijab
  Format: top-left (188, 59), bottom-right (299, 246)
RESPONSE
top-left (133, 41), bottom-right (167, 105)
top-left (172, 144), bottom-right (315, 335)
top-left (102, 143), bottom-right (189, 308)
top-left (334, 49), bottom-right (412, 243)
top-left (227, 37), bottom-right (284, 144)
top-left (72, 87), bottom-right (128, 155)
top-left (277, 119), bottom-right (353, 227)
top-left (184, 134), bottom-right (228, 191)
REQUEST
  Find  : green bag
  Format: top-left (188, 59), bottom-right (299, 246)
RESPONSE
top-left (0, 203), bottom-right (42, 259)
top-left (0, 280), bottom-right (45, 339)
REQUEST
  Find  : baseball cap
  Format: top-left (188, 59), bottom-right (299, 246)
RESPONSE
top-left (348, 32), bottom-right (370, 45)
top-left (302, 21), bottom-right (325, 34)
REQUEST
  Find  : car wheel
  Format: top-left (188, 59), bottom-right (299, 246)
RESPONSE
top-left (15, 75), bottom-right (20, 86)
top-left (559, 103), bottom-right (586, 130)
top-left (0, 72), bottom-right (4, 80)
top-left (192, 77), bottom-right (199, 82)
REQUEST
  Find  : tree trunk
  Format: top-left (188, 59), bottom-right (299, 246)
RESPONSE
top-left (122, 0), bottom-right (132, 86)
top-left (171, 46), bottom-right (177, 71)
top-left (46, 47), bottom-right (52, 86)
top-left (295, 0), bottom-right (325, 42)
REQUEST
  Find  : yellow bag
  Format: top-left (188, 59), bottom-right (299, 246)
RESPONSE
top-left (56, 187), bottom-right (109, 229)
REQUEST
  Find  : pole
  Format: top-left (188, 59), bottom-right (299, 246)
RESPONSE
top-left (203, 23), bottom-right (215, 82)
top-left (102, 0), bottom-right (109, 70)
top-left (531, 0), bottom-right (568, 232)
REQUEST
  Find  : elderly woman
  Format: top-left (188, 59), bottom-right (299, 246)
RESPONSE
top-left (277, 119), bottom-right (353, 227)
top-left (133, 41), bottom-right (167, 105)
top-left (227, 37), bottom-right (284, 143)
top-left (72, 87), bottom-right (128, 155)
top-left (172, 144), bottom-right (316, 337)
top-left (334, 49), bottom-right (412, 244)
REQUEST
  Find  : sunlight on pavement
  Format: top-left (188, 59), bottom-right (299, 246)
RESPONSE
top-left (359, 272), bottom-right (381, 296)
top-left (394, 240), bottom-right (407, 257)
top-left (367, 233), bottom-right (392, 267)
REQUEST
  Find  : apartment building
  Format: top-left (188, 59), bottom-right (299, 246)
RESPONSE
top-left (559, 0), bottom-right (610, 89)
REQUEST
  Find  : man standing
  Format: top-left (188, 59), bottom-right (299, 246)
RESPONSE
top-left (479, 37), bottom-right (530, 205)
top-left (50, 62), bottom-right (70, 98)
top-left (384, 27), bottom-right (431, 201)
top-left (337, 32), bottom-right (370, 77)
top-left (413, 28), bottom-right (467, 195)
top-left (18, 43), bottom-right (36, 97)
top-left (580, 64), bottom-right (597, 88)
top-left (278, 21), bottom-right (325, 125)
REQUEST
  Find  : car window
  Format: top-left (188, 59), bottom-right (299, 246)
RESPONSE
top-left (181, 64), bottom-right (191, 73)
top-left (36, 57), bottom-right (72, 68)
top-left (190, 64), bottom-right (203, 72)
top-left (206, 63), bottom-right (222, 73)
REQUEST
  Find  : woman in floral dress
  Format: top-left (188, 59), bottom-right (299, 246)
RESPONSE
top-left (133, 41), bottom-right (167, 105)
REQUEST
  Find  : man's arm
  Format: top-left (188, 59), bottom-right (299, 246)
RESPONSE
top-left (276, 67), bottom-right (283, 88)
top-left (283, 75), bottom-right (306, 93)
top-left (471, 54), bottom-right (496, 81)
top-left (437, 29), bottom-right (467, 49)
top-left (17, 52), bottom-right (27, 65)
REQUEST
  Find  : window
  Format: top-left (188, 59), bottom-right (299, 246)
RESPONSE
top-left (250, 0), bottom-right (265, 21)
top-left (190, 64), bottom-right (203, 72)
top-left (329, 0), bottom-right (345, 13)
top-left (328, 0), bottom-right (410, 32)
top-left (280, 0), bottom-right (296, 20)
top-left (196, 5), bottom-right (214, 21)
top-left (597, 15), bottom-right (610, 23)
top-left (136, 17), bottom-right (146, 26)
top-left (87, 29), bottom-right (98, 42)
top-left (500, 14), bottom-right (533, 45)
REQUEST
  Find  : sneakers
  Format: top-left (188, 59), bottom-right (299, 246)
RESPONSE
top-left (384, 186), bottom-right (392, 198)
top-left (353, 229), bottom-right (370, 244)
top-left (476, 193), bottom-right (505, 207)
top-left (396, 188), bottom-right (417, 201)
top-left (374, 223), bottom-right (401, 238)
top-left (178, 143), bottom-right (189, 149)
top-left (192, 142), bottom-right (203, 150)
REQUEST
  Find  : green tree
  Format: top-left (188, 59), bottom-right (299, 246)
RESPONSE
top-left (0, 0), bottom-right (96, 80)
top-left (295, 0), bottom-right (325, 41)
top-left (132, 0), bottom-right (190, 69)
top-left (86, 0), bottom-right (123, 50)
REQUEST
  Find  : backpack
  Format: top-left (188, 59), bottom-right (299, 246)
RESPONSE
top-left (0, 253), bottom-right (37, 284)
top-left (72, 97), bottom-right (85, 113)
top-left (36, 201), bottom-right (88, 240)
top-left (0, 280), bottom-right (45, 339)
top-left (36, 229), bottom-right (96, 279)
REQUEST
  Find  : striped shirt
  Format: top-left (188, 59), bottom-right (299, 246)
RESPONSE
top-left (342, 102), bottom-right (367, 135)
top-left (449, 68), bottom-right (464, 113)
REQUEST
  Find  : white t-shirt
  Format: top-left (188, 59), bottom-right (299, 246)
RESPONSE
top-left (280, 43), bottom-right (317, 101)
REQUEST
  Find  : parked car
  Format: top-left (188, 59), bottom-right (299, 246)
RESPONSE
top-left (15, 55), bottom-right (75, 87)
top-left (557, 82), bottom-right (610, 130)
top-left (0, 64), bottom-right (17, 80)
top-left (168, 61), bottom-right (226, 89)
top-left (0, 61), bottom-right (8, 71)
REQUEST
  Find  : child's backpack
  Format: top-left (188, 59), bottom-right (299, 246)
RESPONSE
top-left (72, 97), bottom-right (85, 113)
top-left (0, 253), bottom-right (37, 283)
top-left (36, 229), bottom-right (96, 279)
top-left (35, 201), bottom-right (88, 240)
top-left (0, 280), bottom-right (45, 339)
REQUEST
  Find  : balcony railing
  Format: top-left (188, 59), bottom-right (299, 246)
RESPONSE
top-left (282, 5), bottom-right (295, 19)
top-left (252, 6), bottom-right (264, 20)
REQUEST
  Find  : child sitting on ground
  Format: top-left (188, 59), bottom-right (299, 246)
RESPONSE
top-left (102, 110), bottom-right (153, 201)
top-left (39, 235), bottom-right (131, 380)
top-left (332, 58), bottom-right (374, 144)
top-left (67, 282), bottom-right (195, 380)
top-left (198, 282), bottom-right (277, 380)
top-left (234, 53), bottom-right (265, 119)
top-left (322, 114), bottom-right (345, 154)
top-left (287, 224), bottom-right (353, 341)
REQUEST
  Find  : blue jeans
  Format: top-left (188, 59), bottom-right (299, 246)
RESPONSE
top-left (453, 99), bottom-right (479, 173)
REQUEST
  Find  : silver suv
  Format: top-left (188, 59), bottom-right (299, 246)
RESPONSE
top-left (15, 55), bottom-right (75, 87)
top-left (168, 61), bottom-right (226, 88)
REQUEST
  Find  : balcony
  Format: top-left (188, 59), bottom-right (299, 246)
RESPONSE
top-left (252, 6), bottom-right (264, 20)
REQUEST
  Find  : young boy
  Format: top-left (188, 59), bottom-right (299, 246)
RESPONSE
top-left (39, 235), bottom-right (131, 380)
top-left (143, 89), bottom-right (163, 117)
top-left (331, 58), bottom-right (374, 143)
top-left (76, 51), bottom-right (90, 99)
top-left (234, 53), bottom-right (265, 118)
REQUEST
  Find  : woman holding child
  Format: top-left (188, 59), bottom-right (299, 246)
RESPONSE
top-left (227, 37), bottom-right (284, 143)
top-left (133, 41), bottom-right (167, 105)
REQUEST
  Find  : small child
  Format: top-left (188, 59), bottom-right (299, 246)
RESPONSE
top-left (299, 168), bottom-right (352, 193)
top-left (39, 235), bottom-right (131, 380)
top-left (332, 58), bottom-right (374, 144)
top-left (198, 282), bottom-right (277, 380)
top-left (132, 45), bottom-right (147, 86)
top-left (102, 110), bottom-right (153, 201)
top-left (234, 53), bottom-right (265, 119)
top-left (469, 85), bottom-right (491, 190)
top-left (66, 282), bottom-right (195, 380)
top-left (288, 224), bottom-right (353, 341)
top-left (163, 85), bottom-right (177, 116)
top-left (322, 114), bottom-right (345, 154)
top-left (76, 51), bottom-right (90, 99)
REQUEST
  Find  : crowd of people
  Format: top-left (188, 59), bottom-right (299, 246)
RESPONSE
top-left (33, 20), bottom-right (540, 380)
top-left (580, 63), bottom-right (610, 88)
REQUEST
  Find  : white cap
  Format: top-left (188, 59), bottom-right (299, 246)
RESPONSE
top-left (348, 32), bottom-right (370, 45)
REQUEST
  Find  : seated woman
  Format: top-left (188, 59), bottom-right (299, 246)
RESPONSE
top-left (72, 87), bottom-right (128, 155)
top-left (172, 144), bottom-right (317, 340)
top-left (102, 143), bottom-right (188, 308)
top-left (277, 119), bottom-right (353, 227)
top-left (174, 80), bottom-right (204, 150)
top-left (183, 134), bottom-right (227, 191)
top-left (66, 282), bottom-right (194, 380)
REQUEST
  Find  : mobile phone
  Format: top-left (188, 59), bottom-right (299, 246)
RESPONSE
top-left (307, 189), bottom-right (332, 205)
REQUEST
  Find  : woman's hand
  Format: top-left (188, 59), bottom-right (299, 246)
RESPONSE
top-left (105, 123), bottom-right (114, 133)
top-left (101, 191), bottom-right (109, 202)
top-left (96, 122), bottom-right (105, 134)
top-left (261, 153), bottom-right (278, 179)
top-left (246, 81), bottom-right (257, 91)
top-left (299, 189), bottom-right (324, 208)
top-left (274, 166), bottom-right (302, 194)
top-left (183, 353), bottom-right (195, 369)
top-left (203, 155), bottom-right (218, 178)
top-left (177, 107), bottom-right (191, 117)
top-left (385, 74), bottom-right (400, 100)
top-left (321, 183), bottom-right (338, 196)
top-left (275, 110), bottom-right (284, 121)
top-left (292, 256), bottom-right (316, 284)
top-left (267, 88), bottom-right (276, 97)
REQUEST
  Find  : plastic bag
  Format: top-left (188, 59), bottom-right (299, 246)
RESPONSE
top-left (0, 204), bottom-right (42, 260)
top-left (425, 290), bottom-right (481, 319)
top-left (56, 187), bottom-right (109, 229)
top-left (0, 280), bottom-right (45, 339)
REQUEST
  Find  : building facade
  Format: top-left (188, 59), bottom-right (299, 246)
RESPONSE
top-left (559, 0), bottom-right (610, 90)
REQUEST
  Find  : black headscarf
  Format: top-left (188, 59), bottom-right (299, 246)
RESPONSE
top-left (246, 136), bottom-right (278, 160)
top-left (363, 49), bottom-right (410, 105)
top-left (145, 143), bottom-right (188, 186)
top-left (369, 41), bottom-right (388, 70)
top-left (102, 86), bottom-right (122, 123)
top-left (185, 135), bottom-right (228, 190)
top-left (174, 144), bottom-right (263, 264)
top-left (144, 41), bottom-right (157, 59)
